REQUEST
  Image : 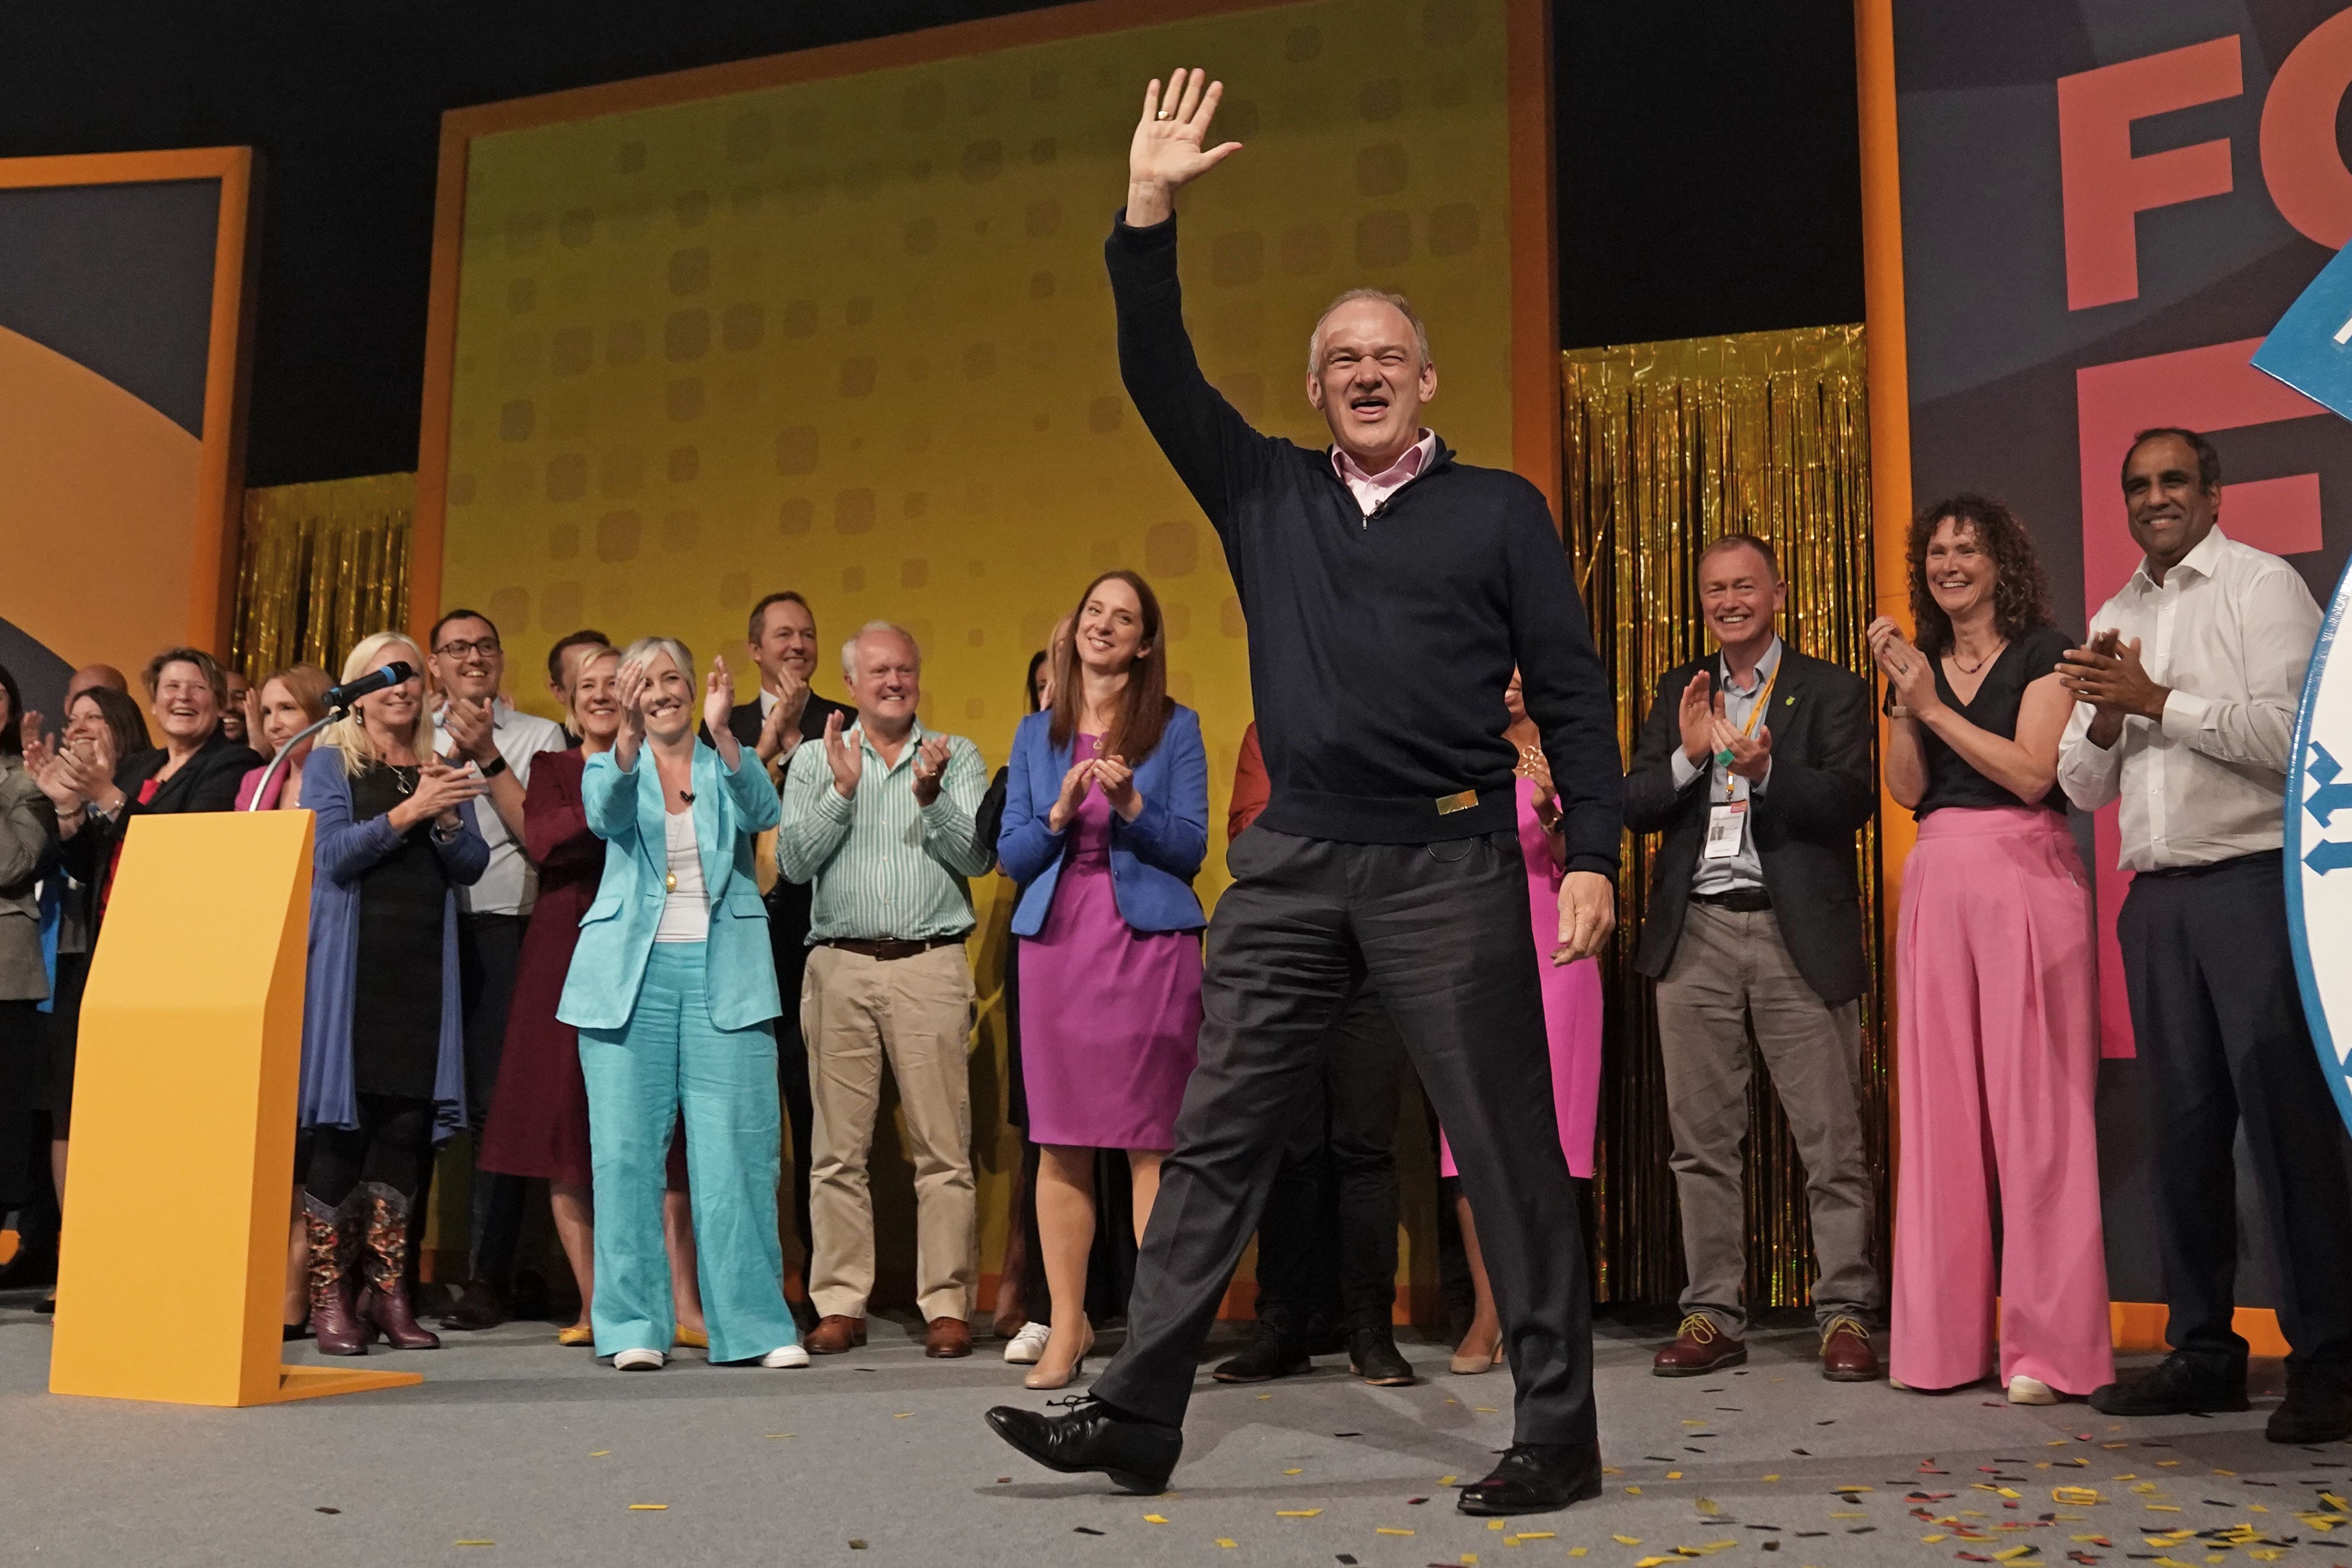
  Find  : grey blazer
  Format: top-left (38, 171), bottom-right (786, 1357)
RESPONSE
top-left (0, 759), bottom-right (57, 1002)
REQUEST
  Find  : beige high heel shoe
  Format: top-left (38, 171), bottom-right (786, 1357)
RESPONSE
top-left (1449, 1337), bottom-right (1506, 1375)
top-left (1023, 1320), bottom-right (1096, 1390)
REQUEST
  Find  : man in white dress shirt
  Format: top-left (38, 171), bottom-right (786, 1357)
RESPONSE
top-left (429, 608), bottom-right (569, 1329)
top-left (2057, 427), bottom-right (2352, 1444)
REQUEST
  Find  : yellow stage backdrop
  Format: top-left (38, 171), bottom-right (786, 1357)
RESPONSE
top-left (429, 0), bottom-right (1544, 1308)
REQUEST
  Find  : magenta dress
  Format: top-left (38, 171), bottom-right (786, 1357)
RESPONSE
top-left (1017, 736), bottom-right (1204, 1151)
top-left (1442, 774), bottom-right (1604, 1179)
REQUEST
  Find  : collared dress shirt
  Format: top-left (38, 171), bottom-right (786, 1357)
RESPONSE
top-left (2057, 526), bottom-right (2321, 871)
top-left (435, 697), bottom-right (568, 916)
top-left (1669, 636), bottom-right (1782, 894)
top-left (775, 720), bottom-right (991, 941)
top-left (1329, 430), bottom-right (1437, 517)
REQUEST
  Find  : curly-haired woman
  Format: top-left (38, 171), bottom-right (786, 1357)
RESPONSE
top-left (1867, 494), bottom-right (2111, 1405)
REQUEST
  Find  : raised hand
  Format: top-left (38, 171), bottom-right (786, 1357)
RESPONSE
top-left (239, 685), bottom-right (274, 762)
top-left (821, 711), bottom-right (863, 800)
top-left (1869, 619), bottom-right (1938, 716)
top-left (910, 735), bottom-right (953, 808)
top-left (441, 693), bottom-right (498, 766)
top-left (756, 687), bottom-right (799, 766)
top-left (1126, 68), bottom-right (1244, 226)
top-left (1677, 669), bottom-right (1715, 766)
top-left (1093, 753), bottom-right (1143, 821)
top-left (19, 710), bottom-right (49, 774)
top-left (1047, 757), bottom-right (1096, 831)
top-left (1554, 870), bottom-right (1616, 964)
top-left (704, 655), bottom-right (736, 740)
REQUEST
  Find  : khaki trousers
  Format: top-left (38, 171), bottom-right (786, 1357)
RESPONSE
top-left (802, 943), bottom-right (977, 1323)
top-left (1655, 902), bottom-right (1878, 1337)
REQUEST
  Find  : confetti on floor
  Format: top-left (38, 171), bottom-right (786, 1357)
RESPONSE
top-left (627, 1504), bottom-right (667, 1512)
top-left (455, 1542), bottom-right (495, 1549)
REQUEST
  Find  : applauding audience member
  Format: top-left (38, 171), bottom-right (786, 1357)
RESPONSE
top-left (235, 666), bottom-right (332, 812)
top-left (779, 622), bottom-right (991, 1360)
top-left (560, 639), bottom-right (803, 1372)
top-left (297, 633), bottom-right (490, 1356)
top-left (544, 629), bottom-right (614, 742)
top-left (997, 572), bottom-right (1208, 1389)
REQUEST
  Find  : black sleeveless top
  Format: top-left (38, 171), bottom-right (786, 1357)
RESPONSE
top-left (1914, 624), bottom-right (2074, 818)
top-left (349, 763), bottom-right (448, 1098)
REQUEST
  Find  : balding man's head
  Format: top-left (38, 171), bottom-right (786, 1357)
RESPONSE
top-left (67, 664), bottom-right (128, 702)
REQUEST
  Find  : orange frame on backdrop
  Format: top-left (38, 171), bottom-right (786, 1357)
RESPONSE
top-left (0, 147), bottom-right (256, 659)
top-left (1849, 0), bottom-right (2287, 1359)
top-left (406, 0), bottom-right (1563, 640)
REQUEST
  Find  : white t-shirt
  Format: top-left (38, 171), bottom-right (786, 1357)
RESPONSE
top-left (655, 809), bottom-right (710, 943)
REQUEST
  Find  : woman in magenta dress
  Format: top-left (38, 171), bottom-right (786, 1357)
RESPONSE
top-left (997, 570), bottom-right (1209, 1391)
top-left (1442, 667), bottom-right (1605, 1374)
top-left (475, 645), bottom-right (704, 1347)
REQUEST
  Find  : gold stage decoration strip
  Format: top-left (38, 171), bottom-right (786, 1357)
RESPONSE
top-left (1561, 325), bottom-right (1888, 1310)
top-left (230, 473), bottom-right (416, 679)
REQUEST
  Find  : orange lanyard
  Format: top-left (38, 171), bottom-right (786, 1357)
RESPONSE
top-left (1713, 658), bottom-right (1779, 793)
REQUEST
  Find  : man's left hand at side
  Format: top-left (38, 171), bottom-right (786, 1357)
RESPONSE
top-left (1555, 870), bottom-right (1616, 963)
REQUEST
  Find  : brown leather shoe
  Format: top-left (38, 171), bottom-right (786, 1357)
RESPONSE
top-left (1652, 1312), bottom-right (1746, 1376)
top-left (804, 1315), bottom-right (867, 1355)
top-left (1820, 1315), bottom-right (1881, 1382)
top-left (924, 1316), bottom-right (973, 1358)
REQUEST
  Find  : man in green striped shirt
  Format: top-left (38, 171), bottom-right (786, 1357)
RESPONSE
top-left (777, 620), bottom-right (991, 1359)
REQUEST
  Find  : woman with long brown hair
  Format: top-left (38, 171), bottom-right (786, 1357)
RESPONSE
top-left (996, 570), bottom-right (1209, 1389)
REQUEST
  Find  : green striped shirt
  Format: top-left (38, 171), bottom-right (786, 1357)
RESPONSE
top-left (775, 720), bottom-right (990, 942)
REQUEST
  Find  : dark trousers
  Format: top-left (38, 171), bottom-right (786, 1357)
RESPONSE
top-left (1092, 828), bottom-right (1594, 1444)
top-left (1251, 983), bottom-right (1405, 1338)
top-left (2118, 852), bottom-right (2352, 1376)
top-left (459, 912), bottom-right (529, 1290)
top-left (771, 918), bottom-right (816, 1283)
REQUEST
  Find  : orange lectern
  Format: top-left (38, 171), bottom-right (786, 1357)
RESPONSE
top-left (49, 810), bottom-right (421, 1404)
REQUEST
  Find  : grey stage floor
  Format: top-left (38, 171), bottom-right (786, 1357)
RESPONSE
top-left (5, 1293), bottom-right (2346, 1567)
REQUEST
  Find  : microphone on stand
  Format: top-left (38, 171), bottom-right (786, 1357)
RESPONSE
top-left (321, 660), bottom-right (416, 714)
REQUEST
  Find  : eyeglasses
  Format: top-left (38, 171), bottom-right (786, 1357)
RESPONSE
top-left (435, 638), bottom-right (502, 659)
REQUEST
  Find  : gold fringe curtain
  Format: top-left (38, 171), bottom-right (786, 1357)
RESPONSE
top-left (229, 472), bottom-right (415, 680)
top-left (1561, 325), bottom-right (1887, 1309)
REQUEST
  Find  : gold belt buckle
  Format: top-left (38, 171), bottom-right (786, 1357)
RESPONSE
top-left (1435, 789), bottom-right (1479, 816)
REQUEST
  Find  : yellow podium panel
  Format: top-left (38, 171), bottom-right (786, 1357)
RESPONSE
top-left (49, 810), bottom-right (421, 1404)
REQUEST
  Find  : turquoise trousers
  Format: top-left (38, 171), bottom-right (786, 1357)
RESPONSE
top-left (578, 943), bottom-right (797, 1362)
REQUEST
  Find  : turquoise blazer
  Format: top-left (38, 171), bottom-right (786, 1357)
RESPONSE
top-left (556, 741), bottom-right (783, 1033)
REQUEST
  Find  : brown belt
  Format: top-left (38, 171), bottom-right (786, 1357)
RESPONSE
top-left (819, 936), bottom-right (966, 962)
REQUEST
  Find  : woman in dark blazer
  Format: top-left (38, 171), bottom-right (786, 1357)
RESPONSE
top-left (0, 662), bottom-right (57, 1282)
top-left (996, 570), bottom-right (1208, 1390)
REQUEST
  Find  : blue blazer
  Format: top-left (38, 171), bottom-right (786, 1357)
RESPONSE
top-left (998, 705), bottom-right (1209, 937)
top-left (557, 741), bottom-right (783, 1033)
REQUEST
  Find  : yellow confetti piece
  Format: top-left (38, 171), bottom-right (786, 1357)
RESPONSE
top-left (1762, 1474), bottom-right (1781, 1483)
top-left (2156, 1460), bottom-right (2180, 1468)
top-left (1376, 1527), bottom-right (1416, 1536)
top-left (1695, 1498), bottom-right (1720, 1513)
top-left (1462, 1557), bottom-right (1479, 1567)
top-left (589, 1450), bottom-right (610, 1458)
top-left (2053, 1488), bottom-right (2101, 1506)
top-left (1831, 1511), bottom-right (1868, 1519)
top-left (892, 1412), bottom-right (912, 1419)
top-left (2152, 1558), bottom-right (2196, 1567)
top-left (1834, 1485), bottom-right (1876, 1493)
top-left (1993, 1550), bottom-right (2038, 1562)
top-left (1682, 1419), bottom-right (1708, 1427)
top-left (628, 1504), bottom-right (667, 1511)
top-left (1275, 1509), bottom-right (1322, 1518)
top-left (2147, 1505), bottom-right (2182, 1513)
top-left (1440, 1475), bottom-right (1459, 1486)
top-left (1602, 1467), bottom-right (1624, 1477)
top-left (1489, 1519), bottom-right (1507, 1531)
top-left (1667, 1471), bottom-right (1684, 1480)
top-left (2249, 1505), bottom-right (2269, 1515)
top-left (1215, 1540), bottom-right (1237, 1550)
top-left (1143, 1514), bottom-right (1169, 1524)
top-left (1570, 1551), bottom-right (1589, 1560)
top-left (1625, 1486), bottom-right (1644, 1496)
top-left (1517, 1532), bottom-right (1556, 1541)
top-left (1257, 1393), bottom-right (1273, 1400)
top-left (2213, 1470), bottom-right (2236, 1477)
top-left (764, 1434), bottom-right (792, 1440)
top-left (1613, 1535), bottom-right (1644, 1546)
top-left (1922, 1536), bottom-right (1948, 1545)
top-left (2325, 1493), bottom-right (2351, 1511)
top-left (1475, 1406), bottom-right (1501, 1413)
top-left (1636, 1558), bottom-right (1680, 1567)
top-left (1281, 1468), bottom-right (1302, 1475)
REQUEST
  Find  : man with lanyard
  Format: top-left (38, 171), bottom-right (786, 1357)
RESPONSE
top-left (1622, 533), bottom-right (1882, 1382)
top-left (429, 608), bottom-right (568, 1329)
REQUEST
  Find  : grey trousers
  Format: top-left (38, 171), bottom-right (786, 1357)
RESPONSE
top-left (1655, 902), bottom-right (1878, 1336)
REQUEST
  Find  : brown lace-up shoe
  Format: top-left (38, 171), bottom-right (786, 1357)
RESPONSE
top-left (805, 1315), bottom-right (868, 1355)
top-left (1820, 1315), bottom-right (1882, 1382)
top-left (1652, 1313), bottom-right (1746, 1376)
top-left (924, 1316), bottom-right (973, 1358)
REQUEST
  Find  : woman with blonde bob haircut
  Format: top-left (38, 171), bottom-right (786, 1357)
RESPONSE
top-left (295, 631), bottom-right (491, 1355)
top-left (558, 636), bottom-right (804, 1371)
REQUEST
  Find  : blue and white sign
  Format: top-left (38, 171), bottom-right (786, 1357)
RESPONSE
top-left (2285, 557), bottom-right (2352, 1140)
top-left (2253, 239), bottom-right (2352, 420)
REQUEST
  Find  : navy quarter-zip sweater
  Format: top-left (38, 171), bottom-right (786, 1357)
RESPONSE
top-left (1107, 213), bottom-right (1621, 871)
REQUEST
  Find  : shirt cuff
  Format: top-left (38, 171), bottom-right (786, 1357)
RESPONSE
top-left (813, 780), bottom-right (855, 820)
top-left (2159, 687), bottom-right (2210, 742)
top-left (1670, 750), bottom-right (1703, 790)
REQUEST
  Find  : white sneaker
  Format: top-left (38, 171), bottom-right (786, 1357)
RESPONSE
top-left (760, 1345), bottom-right (810, 1369)
top-left (614, 1348), bottom-right (664, 1371)
top-left (1003, 1321), bottom-right (1052, 1365)
top-left (2007, 1374), bottom-right (2057, 1405)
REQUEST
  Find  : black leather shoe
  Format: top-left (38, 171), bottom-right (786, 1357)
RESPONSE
top-left (985, 1396), bottom-right (1184, 1495)
top-left (1458, 1440), bottom-right (1605, 1516)
top-left (2089, 1352), bottom-right (2249, 1416)
top-left (1347, 1325), bottom-right (1416, 1387)
top-left (1212, 1321), bottom-right (1311, 1383)
top-left (2268, 1374), bottom-right (2352, 1444)
top-left (438, 1279), bottom-right (509, 1331)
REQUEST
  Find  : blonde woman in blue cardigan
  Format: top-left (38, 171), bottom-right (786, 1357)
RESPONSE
top-left (558, 636), bottom-right (805, 1372)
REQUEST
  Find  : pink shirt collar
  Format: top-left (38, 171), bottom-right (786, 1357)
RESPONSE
top-left (1331, 431), bottom-right (1436, 516)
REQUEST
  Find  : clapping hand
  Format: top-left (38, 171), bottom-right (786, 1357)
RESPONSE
top-left (1711, 716), bottom-right (1773, 783)
top-left (19, 710), bottom-right (50, 774)
top-left (239, 685), bottom-right (274, 762)
top-left (1677, 670), bottom-right (1715, 766)
top-left (1047, 757), bottom-right (1096, 831)
top-left (1555, 870), bottom-right (1617, 964)
top-left (910, 735), bottom-right (952, 808)
top-left (1126, 68), bottom-right (1244, 225)
top-left (756, 687), bottom-right (799, 765)
top-left (1866, 616), bottom-right (1936, 715)
top-left (1093, 753), bottom-right (1143, 821)
top-left (441, 693), bottom-right (498, 767)
top-left (821, 712), bottom-right (863, 800)
top-left (404, 752), bottom-right (488, 833)
top-left (703, 655), bottom-right (736, 740)
top-left (616, 661), bottom-right (651, 741)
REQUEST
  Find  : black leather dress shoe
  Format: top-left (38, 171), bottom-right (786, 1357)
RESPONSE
top-left (985, 1396), bottom-right (1184, 1495)
top-left (2089, 1352), bottom-right (2249, 1416)
top-left (1347, 1325), bottom-right (1416, 1387)
top-left (438, 1280), bottom-right (509, 1331)
top-left (2268, 1374), bottom-right (2352, 1444)
top-left (1458, 1440), bottom-right (1604, 1516)
top-left (1212, 1321), bottom-right (1311, 1383)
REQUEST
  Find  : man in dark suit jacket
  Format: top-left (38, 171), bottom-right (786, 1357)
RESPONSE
top-left (1622, 535), bottom-right (1881, 1383)
top-left (729, 591), bottom-right (852, 1329)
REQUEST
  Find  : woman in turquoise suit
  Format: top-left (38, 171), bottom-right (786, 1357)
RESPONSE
top-left (558, 636), bottom-right (805, 1373)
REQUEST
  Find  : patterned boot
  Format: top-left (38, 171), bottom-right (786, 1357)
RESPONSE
top-left (355, 1182), bottom-right (441, 1351)
top-left (304, 1194), bottom-right (367, 1356)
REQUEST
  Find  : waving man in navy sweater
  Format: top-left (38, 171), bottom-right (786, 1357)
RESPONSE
top-left (984, 70), bottom-right (1623, 1517)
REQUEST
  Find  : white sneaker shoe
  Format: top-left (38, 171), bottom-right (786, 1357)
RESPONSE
top-left (1003, 1321), bottom-right (1052, 1365)
top-left (614, 1348), bottom-right (664, 1371)
top-left (2007, 1374), bottom-right (2057, 1405)
top-left (760, 1345), bottom-right (810, 1369)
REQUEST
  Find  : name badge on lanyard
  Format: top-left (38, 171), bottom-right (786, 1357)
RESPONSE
top-left (1704, 799), bottom-right (1748, 860)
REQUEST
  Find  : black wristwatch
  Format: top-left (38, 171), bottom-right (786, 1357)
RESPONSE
top-left (476, 755), bottom-right (509, 779)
